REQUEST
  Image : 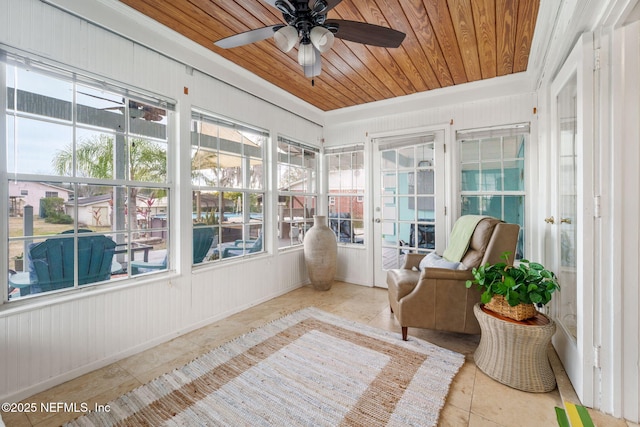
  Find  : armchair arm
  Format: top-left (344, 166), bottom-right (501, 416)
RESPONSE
top-left (401, 253), bottom-right (425, 270)
top-left (421, 267), bottom-right (473, 281)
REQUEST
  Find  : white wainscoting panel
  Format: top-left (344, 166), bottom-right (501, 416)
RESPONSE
top-left (335, 246), bottom-right (370, 286)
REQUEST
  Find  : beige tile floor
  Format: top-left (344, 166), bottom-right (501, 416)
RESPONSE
top-left (2, 281), bottom-right (636, 427)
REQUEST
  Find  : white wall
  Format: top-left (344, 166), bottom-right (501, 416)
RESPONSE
top-left (608, 19), bottom-right (640, 422)
top-left (0, 0), bottom-right (319, 402)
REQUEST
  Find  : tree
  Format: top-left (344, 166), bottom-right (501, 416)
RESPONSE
top-left (52, 134), bottom-right (167, 229)
top-left (52, 134), bottom-right (166, 185)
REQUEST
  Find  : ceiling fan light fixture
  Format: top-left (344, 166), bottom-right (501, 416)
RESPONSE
top-left (274, 25), bottom-right (298, 52)
top-left (298, 42), bottom-right (316, 66)
top-left (310, 26), bottom-right (334, 53)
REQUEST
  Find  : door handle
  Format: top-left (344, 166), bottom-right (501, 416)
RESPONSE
top-left (374, 218), bottom-right (381, 223)
top-left (561, 217), bottom-right (572, 224)
top-left (544, 216), bottom-right (555, 224)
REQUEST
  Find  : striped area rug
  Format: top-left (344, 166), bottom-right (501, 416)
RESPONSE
top-left (67, 307), bottom-right (464, 426)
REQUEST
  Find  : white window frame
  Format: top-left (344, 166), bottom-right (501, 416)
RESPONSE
top-left (3, 51), bottom-right (174, 301)
top-left (190, 110), bottom-right (267, 263)
top-left (325, 144), bottom-right (366, 245)
top-left (277, 136), bottom-right (319, 249)
top-left (457, 124), bottom-right (529, 258)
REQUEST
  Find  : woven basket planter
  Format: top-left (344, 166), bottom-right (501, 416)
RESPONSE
top-left (485, 294), bottom-right (537, 321)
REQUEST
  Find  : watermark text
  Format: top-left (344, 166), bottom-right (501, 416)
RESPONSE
top-left (1, 401), bottom-right (110, 413)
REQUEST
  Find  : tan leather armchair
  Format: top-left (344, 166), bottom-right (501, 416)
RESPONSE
top-left (387, 217), bottom-right (520, 340)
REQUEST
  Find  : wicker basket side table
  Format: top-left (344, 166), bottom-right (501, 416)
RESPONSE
top-left (473, 303), bottom-right (557, 392)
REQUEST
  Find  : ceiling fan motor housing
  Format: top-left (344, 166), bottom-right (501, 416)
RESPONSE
top-left (276, 0), bottom-right (334, 42)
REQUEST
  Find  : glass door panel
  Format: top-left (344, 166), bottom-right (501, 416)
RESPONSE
top-left (373, 130), bottom-right (445, 286)
top-left (558, 76), bottom-right (578, 338)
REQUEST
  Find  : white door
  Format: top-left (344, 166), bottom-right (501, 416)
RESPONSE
top-left (372, 128), bottom-right (447, 287)
top-left (549, 34), bottom-right (595, 406)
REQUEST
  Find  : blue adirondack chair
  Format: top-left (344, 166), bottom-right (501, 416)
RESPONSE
top-left (130, 225), bottom-right (215, 275)
top-left (221, 232), bottom-right (263, 258)
top-left (10, 231), bottom-right (116, 296)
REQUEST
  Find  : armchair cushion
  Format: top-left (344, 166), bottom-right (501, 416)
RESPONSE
top-left (460, 219), bottom-right (500, 268)
top-left (418, 252), bottom-right (464, 271)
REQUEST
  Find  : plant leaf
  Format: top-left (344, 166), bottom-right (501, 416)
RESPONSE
top-left (530, 293), bottom-right (543, 304)
top-left (481, 291), bottom-right (492, 304)
top-left (504, 276), bottom-right (516, 288)
top-left (506, 291), bottom-right (521, 306)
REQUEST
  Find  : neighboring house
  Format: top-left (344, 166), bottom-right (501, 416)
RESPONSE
top-left (64, 194), bottom-right (168, 228)
top-left (327, 169), bottom-right (364, 220)
top-left (8, 181), bottom-right (72, 217)
top-left (65, 194), bottom-right (112, 227)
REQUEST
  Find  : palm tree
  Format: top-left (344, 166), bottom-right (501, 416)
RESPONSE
top-left (53, 134), bottom-right (166, 184)
top-left (53, 134), bottom-right (167, 230)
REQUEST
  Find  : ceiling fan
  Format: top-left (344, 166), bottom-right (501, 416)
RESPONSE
top-left (214, 0), bottom-right (406, 78)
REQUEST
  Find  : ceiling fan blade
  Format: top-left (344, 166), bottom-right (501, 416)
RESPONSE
top-left (325, 19), bottom-right (405, 48)
top-left (303, 47), bottom-right (322, 77)
top-left (214, 25), bottom-right (281, 49)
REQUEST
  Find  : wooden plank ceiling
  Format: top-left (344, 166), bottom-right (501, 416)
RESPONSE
top-left (118, 0), bottom-right (540, 112)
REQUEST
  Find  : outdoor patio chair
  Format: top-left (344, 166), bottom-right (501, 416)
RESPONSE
top-left (328, 213), bottom-right (364, 244)
top-left (220, 232), bottom-right (263, 258)
top-left (9, 231), bottom-right (116, 296)
top-left (130, 225), bottom-right (215, 275)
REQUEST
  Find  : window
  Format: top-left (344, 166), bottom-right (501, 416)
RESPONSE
top-left (277, 137), bottom-right (318, 248)
top-left (458, 125), bottom-right (528, 258)
top-left (326, 145), bottom-right (365, 245)
top-left (191, 111), bottom-right (266, 262)
top-left (5, 53), bottom-right (173, 299)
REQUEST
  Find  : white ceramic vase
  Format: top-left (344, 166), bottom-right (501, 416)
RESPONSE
top-left (303, 215), bottom-right (337, 291)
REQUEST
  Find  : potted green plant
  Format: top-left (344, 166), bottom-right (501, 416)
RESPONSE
top-left (13, 252), bottom-right (24, 272)
top-left (465, 252), bottom-right (560, 321)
